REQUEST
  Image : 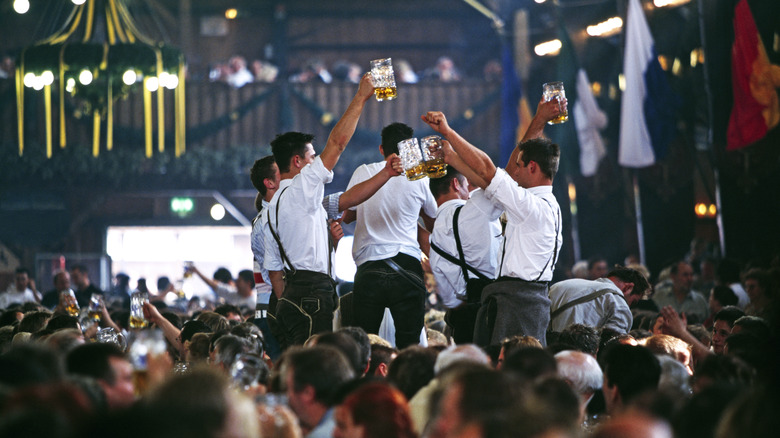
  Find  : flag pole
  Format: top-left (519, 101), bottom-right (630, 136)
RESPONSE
top-left (632, 171), bottom-right (647, 266)
top-left (697, 0), bottom-right (726, 256)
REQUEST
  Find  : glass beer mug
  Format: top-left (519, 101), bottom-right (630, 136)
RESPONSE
top-left (542, 81), bottom-right (568, 124)
top-left (421, 135), bottom-right (447, 178)
top-left (370, 58), bottom-right (397, 101)
top-left (398, 138), bottom-right (427, 181)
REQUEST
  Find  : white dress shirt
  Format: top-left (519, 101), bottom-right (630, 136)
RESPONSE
top-left (346, 161), bottom-right (437, 266)
top-left (263, 157), bottom-right (333, 275)
top-left (485, 169), bottom-right (562, 282)
top-left (429, 190), bottom-right (503, 309)
top-left (251, 202), bottom-right (273, 303)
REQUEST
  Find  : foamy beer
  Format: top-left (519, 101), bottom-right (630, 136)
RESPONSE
top-left (60, 289), bottom-right (80, 317)
top-left (88, 293), bottom-right (103, 322)
top-left (370, 58), bottom-right (397, 101)
top-left (421, 135), bottom-right (448, 178)
top-left (542, 81), bottom-right (568, 124)
top-left (129, 290), bottom-right (149, 329)
top-left (398, 138), bottom-right (427, 181)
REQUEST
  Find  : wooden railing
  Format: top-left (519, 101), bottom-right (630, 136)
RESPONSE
top-left (1, 79), bottom-right (503, 160)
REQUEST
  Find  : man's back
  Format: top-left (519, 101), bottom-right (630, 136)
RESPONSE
top-left (348, 161), bottom-right (436, 265)
top-left (548, 277), bottom-right (631, 333)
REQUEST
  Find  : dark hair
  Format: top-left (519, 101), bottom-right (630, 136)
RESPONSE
top-left (446, 367), bottom-right (522, 438)
top-left (517, 137), bottom-right (560, 180)
top-left (196, 311), bottom-right (230, 333)
top-left (743, 268), bottom-right (772, 291)
top-left (17, 310), bottom-right (52, 334)
top-left (380, 123), bottom-right (413, 157)
top-left (557, 324), bottom-right (600, 356)
top-left (669, 260), bottom-right (690, 276)
top-left (213, 268), bottom-right (233, 284)
top-left (157, 276), bottom-right (171, 292)
top-left (46, 314), bottom-right (80, 332)
top-left (70, 264), bottom-right (88, 275)
top-left (237, 269), bottom-right (254, 285)
top-left (15, 267), bottom-right (30, 276)
top-left (429, 168), bottom-right (464, 199)
top-left (599, 344), bottom-right (660, 404)
top-left (502, 346), bottom-right (557, 383)
top-left (367, 344), bottom-right (397, 376)
top-left (271, 132), bottom-right (314, 173)
top-left (713, 306), bottom-right (745, 328)
top-left (66, 342), bottom-right (127, 384)
top-left (733, 316), bottom-right (771, 339)
top-left (285, 345), bottom-right (356, 405)
top-left (250, 155), bottom-right (277, 196)
top-left (180, 319), bottom-right (212, 343)
top-left (316, 331), bottom-right (364, 377)
top-left (607, 265), bottom-right (651, 297)
top-left (386, 346), bottom-right (438, 400)
top-left (339, 326), bottom-right (371, 375)
top-left (711, 285), bottom-right (738, 307)
top-left (214, 304), bottom-right (242, 318)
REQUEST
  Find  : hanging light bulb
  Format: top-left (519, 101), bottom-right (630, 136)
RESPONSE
top-left (78, 69), bottom-right (93, 85)
top-left (163, 72), bottom-right (179, 89)
top-left (122, 69), bottom-right (137, 85)
top-left (66, 78), bottom-right (76, 93)
top-left (72, 0), bottom-right (87, 5)
top-left (13, 0), bottom-right (30, 15)
top-left (41, 70), bottom-right (54, 86)
top-left (145, 76), bottom-right (159, 92)
top-left (23, 72), bottom-right (36, 88)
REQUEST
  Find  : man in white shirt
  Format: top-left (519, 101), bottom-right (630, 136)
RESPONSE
top-left (0, 267), bottom-right (38, 309)
top-left (428, 168), bottom-right (502, 344)
top-left (422, 98), bottom-right (564, 346)
top-left (263, 74), bottom-right (376, 348)
top-left (342, 122), bottom-right (437, 349)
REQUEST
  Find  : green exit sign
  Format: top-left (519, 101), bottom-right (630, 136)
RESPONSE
top-left (171, 197), bottom-right (195, 217)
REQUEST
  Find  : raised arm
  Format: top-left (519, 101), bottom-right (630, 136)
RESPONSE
top-left (338, 154), bottom-right (403, 211)
top-left (440, 140), bottom-right (488, 188)
top-left (505, 97), bottom-right (565, 176)
top-left (319, 74), bottom-right (375, 171)
top-left (421, 111), bottom-right (496, 189)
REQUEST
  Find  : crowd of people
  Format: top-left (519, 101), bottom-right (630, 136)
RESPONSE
top-left (1, 76), bottom-right (779, 438)
top-left (207, 55), bottom-right (501, 88)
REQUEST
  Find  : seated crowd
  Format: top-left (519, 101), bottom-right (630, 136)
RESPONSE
top-left (0, 255), bottom-right (777, 438)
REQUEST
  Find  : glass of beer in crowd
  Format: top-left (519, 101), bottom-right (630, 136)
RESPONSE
top-left (88, 293), bottom-right (103, 322)
top-left (60, 289), bottom-right (80, 317)
top-left (370, 58), bottom-right (397, 101)
top-left (183, 261), bottom-right (194, 279)
top-left (421, 135), bottom-right (448, 178)
top-left (398, 138), bottom-right (427, 181)
top-left (129, 328), bottom-right (167, 396)
top-left (129, 290), bottom-right (150, 329)
top-left (542, 81), bottom-right (568, 124)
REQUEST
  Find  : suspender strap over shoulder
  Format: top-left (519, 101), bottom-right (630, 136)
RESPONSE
top-left (268, 187), bottom-right (296, 276)
top-left (430, 205), bottom-right (489, 282)
top-left (550, 288), bottom-right (617, 321)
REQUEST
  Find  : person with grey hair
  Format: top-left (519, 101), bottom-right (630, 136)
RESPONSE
top-left (408, 344), bottom-right (491, 435)
top-left (555, 350), bottom-right (603, 425)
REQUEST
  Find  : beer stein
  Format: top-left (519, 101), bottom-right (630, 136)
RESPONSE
top-left (60, 289), bottom-right (80, 317)
top-left (398, 138), bottom-right (427, 181)
top-left (421, 135), bottom-right (448, 178)
top-left (129, 290), bottom-right (150, 329)
top-left (88, 294), bottom-right (103, 323)
top-left (542, 81), bottom-right (568, 124)
top-left (370, 58), bottom-right (397, 101)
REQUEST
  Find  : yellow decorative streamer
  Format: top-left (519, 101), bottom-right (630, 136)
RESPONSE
top-left (93, 110), bottom-right (101, 157)
top-left (156, 50), bottom-right (164, 153)
top-left (82, 0), bottom-right (96, 43)
top-left (144, 78), bottom-right (152, 158)
top-left (108, 0), bottom-right (128, 43)
top-left (59, 45), bottom-right (67, 148)
top-left (45, 84), bottom-right (52, 158)
top-left (40, 6), bottom-right (83, 45)
top-left (107, 75), bottom-right (113, 151)
top-left (16, 60), bottom-right (24, 156)
top-left (175, 60), bottom-right (185, 157)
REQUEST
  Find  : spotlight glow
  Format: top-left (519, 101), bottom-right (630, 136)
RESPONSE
top-left (210, 204), bottom-right (226, 221)
top-left (145, 77), bottom-right (159, 92)
top-left (225, 8), bottom-right (238, 19)
top-left (122, 69), bottom-right (137, 85)
top-left (66, 78), bottom-right (76, 93)
top-left (78, 70), bottom-right (93, 85)
top-left (23, 72), bottom-right (36, 88)
top-left (41, 70), bottom-right (54, 86)
top-left (534, 39), bottom-right (562, 57)
top-left (72, 0), bottom-right (87, 5)
top-left (13, 0), bottom-right (30, 15)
